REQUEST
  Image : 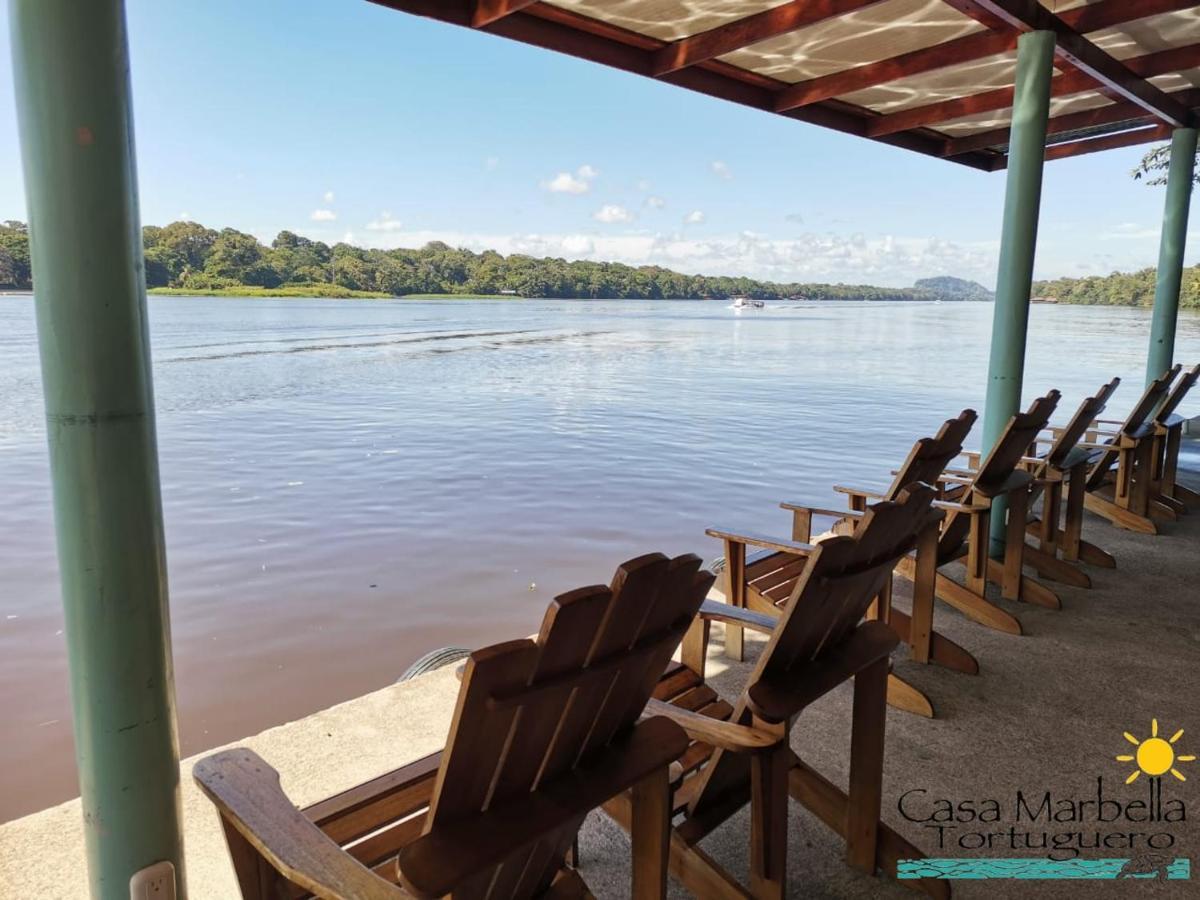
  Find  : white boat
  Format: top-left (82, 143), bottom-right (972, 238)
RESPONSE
top-left (731, 296), bottom-right (765, 310)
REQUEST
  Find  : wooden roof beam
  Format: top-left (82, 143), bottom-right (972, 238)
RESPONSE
top-left (867, 41), bottom-right (1200, 137)
top-left (1044, 123), bottom-right (1175, 162)
top-left (473, 0), bottom-right (538, 28)
top-left (945, 87), bottom-right (1200, 156)
top-left (650, 0), bottom-right (888, 77)
top-left (948, 0), bottom-right (1193, 126)
top-left (775, 0), bottom-right (1200, 112)
top-left (367, 0), bottom-right (1003, 171)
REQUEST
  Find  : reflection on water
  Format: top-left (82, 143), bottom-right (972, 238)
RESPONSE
top-left (1, 295), bottom-right (1196, 820)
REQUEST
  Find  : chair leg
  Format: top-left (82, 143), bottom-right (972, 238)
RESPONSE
top-left (1039, 480), bottom-right (1061, 554)
top-left (908, 527), bottom-right (938, 665)
top-left (1001, 489), bottom-right (1027, 601)
top-left (964, 509), bottom-right (990, 597)
top-left (847, 657), bottom-right (888, 874)
top-left (749, 735), bottom-right (790, 899)
top-left (630, 767), bottom-right (671, 900)
top-left (723, 540), bottom-right (746, 662)
top-left (1061, 464), bottom-right (1086, 561)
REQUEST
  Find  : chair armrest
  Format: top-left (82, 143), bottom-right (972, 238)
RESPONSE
top-left (942, 466), bottom-right (977, 478)
top-left (643, 699), bottom-right (780, 752)
top-left (698, 598), bottom-right (777, 635)
top-left (1090, 418), bottom-right (1125, 426)
top-left (778, 501), bottom-right (865, 521)
top-left (1076, 440), bottom-right (1116, 450)
top-left (193, 749), bottom-right (406, 899)
top-left (831, 484), bottom-right (885, 501)
top-left (933, 499), bottom-right (990, 514)
top-left (936, 473), bottom-right (974, 486)
top-left (705, 527), bottom-right (817, 557)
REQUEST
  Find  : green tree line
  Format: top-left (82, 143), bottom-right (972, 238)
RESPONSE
top-left (1033, 264), bottom-right (1200, 309)
top-left (2, 217), bottom-right (990, 302)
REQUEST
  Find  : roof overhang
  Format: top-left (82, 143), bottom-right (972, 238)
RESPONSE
top-left (369, 0), bottom-right (1200, 171)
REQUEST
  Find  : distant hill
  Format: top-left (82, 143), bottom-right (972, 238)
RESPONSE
top-left (914, 276), bottom-right (994, 302)
top-left (1033, 264), bottom-right (1200, 309)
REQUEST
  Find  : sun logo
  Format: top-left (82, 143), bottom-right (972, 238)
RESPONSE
top-left (1116, 719), bottom-right (1195, 784)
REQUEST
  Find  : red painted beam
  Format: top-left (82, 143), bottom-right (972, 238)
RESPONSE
top-left (472, 0), bottom-right (538, 28)
top-left (948, 0), bottom-right (1193, 125)
top-left (775, 0), bottom-right (1200, 112)
top-left (651, 0), bottom-right (888, 77)
top-left (1044, 123), bottom-right (1175, 162)
top-left (867, 41), bottom-right (1200, 136)
top-left (364, 0), bottom-right (1001, 170)
top-left (945, 87), bottom-right (1200, 155)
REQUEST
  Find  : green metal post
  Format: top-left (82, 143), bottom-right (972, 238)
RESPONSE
top-left (7, 1), bottom-right (186, 897)
top-left (1145, 126), bottom-right (1198, 387)
top-left (981, 29), bottom-right (1056, 555)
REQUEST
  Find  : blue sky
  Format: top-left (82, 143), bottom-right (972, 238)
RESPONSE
top-left (0, 0), bottom-right (1194, 288)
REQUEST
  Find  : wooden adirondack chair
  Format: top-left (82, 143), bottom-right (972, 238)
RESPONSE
top-left (894, 393), bottom-right (1062, 637)
top-left (604, 486), bottom-right (947, 899)
top-left (714, 410), bottom-right (978, 718)
top-left (1019, 378), bottom-right (1121, 581)
top-left (1148, 363), bottom-right (1199, 515)
top-left (193, 552), bottom-right (713, 900)
top-left (1082, 365), bottom-right (1180, 535)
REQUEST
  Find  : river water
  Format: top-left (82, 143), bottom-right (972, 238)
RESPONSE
top-left (1, 295), bottom-right (1197, 820)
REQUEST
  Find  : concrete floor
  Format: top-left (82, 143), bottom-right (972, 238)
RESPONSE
top-left (2, 452), bottom-right (1197, 899)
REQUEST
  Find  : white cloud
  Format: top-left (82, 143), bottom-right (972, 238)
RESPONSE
top-left (561, 235), bottom-right (595, 255)
top-left (485, 156), bottom-right (500, 171)
top-left (542, 172), bottom-right (590, 194)
top-left (683, 210), bottom-right (706, 225)
top-left (311, 209), bottom-right (337, 222)
top-left (593, 204), bottom-right (634, 224)
top-left (366, 212), bottom-right (404, 232)
top-left (323, 191), bottom-right (335, 204)
top-left (636, 179), bottom-right (652, 191)
top-left (784, 213), bottom-right (804, 224)
top-left (342, 231), bottom-right (355, 244)
top-left (710, 160), bottom-right (733, 180)
top-left (541, 164), bottom-right (599, 194)
top-left (178, 212), bottom-right (191, 221)
top-left (646, 196), bottom-right (666, 209)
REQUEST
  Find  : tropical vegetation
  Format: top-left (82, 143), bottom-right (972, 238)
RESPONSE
top-left (2, 219), bottom-right (996, 302)
top-left (1033, 264), bottom-right (1200, 309)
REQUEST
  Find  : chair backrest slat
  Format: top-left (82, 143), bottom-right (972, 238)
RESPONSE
top-left (937, 392), bottom-right (1059, 555)
top-left (1156, 363), bottom-right (1200, 424)
top-left (884, 409), bottom-right (977, 499)
top-left (757, 485), bottom-right (940, 686)
top-left (421, 553), bottom-right (712, 896)
top-left (1125, 364), bottom-right (1181, 434)
top-left (1046, 378), bottom-right (1120, 468)
top-left (973, 392), bottom-right (1060, 492)
top-left (1086, 366), bottom-right (1180, 489)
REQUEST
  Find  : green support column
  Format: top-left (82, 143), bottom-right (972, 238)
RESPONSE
top-left (981, 29), bottom-right (1056, 555)
top-left (7, 1), bottom-right (186, 897)
top-left (1145, 126), bottom-right (1198, 386)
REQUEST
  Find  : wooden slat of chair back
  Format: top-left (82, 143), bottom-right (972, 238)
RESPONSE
top-left (1155, 363), bottom-right (1200, 423)
top-left (1125, 364), bottom-right (1182, 433)
top-left (1045, 378), bottom-right (1120, 468)
top-left (884, 408), bottom-right (977, 499)
top-left (1085, 366), bottom-right (1180, 491)
top-left (972, 392), bottom-right (1061, 495)
top-left (759, 484), bottom-right (941, 688)
top-left (418, 553), bottom-right (713, 897)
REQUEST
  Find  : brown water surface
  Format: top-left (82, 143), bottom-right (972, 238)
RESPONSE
top-left (2, 295), bottom-right (1197, 821)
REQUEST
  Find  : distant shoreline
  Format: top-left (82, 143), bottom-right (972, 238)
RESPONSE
top-left (146, 286), bottom-right (529, 300)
